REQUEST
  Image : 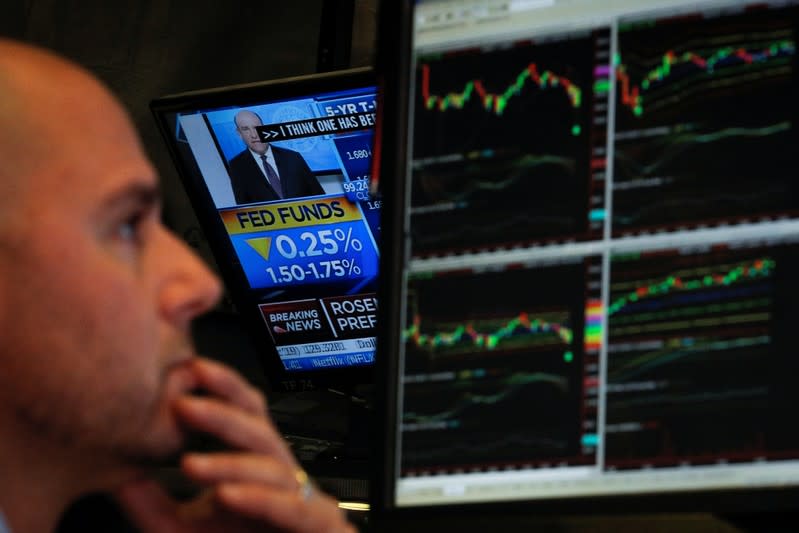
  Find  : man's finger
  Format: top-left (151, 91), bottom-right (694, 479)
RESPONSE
top-left (181, 452), bottom-right (298, 491)
top-left (174, 394), bottom-right (296, 465)
top-left (215, 482), bottom-right (356, 533)
top-left (189, 357), bottom-right (266, 416)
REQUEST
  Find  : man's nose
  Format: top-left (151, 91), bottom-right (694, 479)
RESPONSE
top-left (156, 227), bottom-right (223, 327)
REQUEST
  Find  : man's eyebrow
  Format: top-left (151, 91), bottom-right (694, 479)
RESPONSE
top-left (100, 182), bottom-right (162, 212)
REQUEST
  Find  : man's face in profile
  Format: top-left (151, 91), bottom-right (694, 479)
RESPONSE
top-left (0, 59), bottom-right (222, 470)
top-left (235, 110), bottom-right (268, 155)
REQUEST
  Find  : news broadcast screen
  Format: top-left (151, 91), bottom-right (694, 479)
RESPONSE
top-left (173, 82), bottom-right (380, 373)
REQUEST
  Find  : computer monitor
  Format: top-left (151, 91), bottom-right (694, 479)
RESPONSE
top-left (151, 67), bottom-right (380, 394)
top-left (372, 0), bottom-right (799, 519)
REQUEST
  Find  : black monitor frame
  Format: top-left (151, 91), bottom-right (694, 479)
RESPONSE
top-left (370, 0), bottom-right (799, 524)
top-left (151, 67), bottom-right (378, 395)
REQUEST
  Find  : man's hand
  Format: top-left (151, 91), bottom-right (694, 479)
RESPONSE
top-left (115, 358), bottom-right (356, 533)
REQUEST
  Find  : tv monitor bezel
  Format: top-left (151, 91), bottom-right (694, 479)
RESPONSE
top-left (150, 66), bottom-right (378, 394)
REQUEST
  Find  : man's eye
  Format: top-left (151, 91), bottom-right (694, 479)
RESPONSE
top-left (116, 214), bottom-right (143, 243)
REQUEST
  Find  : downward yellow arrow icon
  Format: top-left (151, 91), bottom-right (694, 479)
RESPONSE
top-left (245, 236), bottom-right (272, 261)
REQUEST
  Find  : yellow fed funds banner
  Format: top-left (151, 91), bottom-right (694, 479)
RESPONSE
top-left (220, 196), bottom-right (363, 235)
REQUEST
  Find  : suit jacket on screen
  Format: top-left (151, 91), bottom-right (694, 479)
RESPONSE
top-left (228, 145), bottom-right (325, 204)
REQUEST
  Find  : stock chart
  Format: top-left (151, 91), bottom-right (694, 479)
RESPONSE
top-left (612, 7), bottom-right (799, 234)
top-left (604, 241), bottom-right (799, 467)
top-left (409, 36), bottom-right (597, 255)
top-left (399, 263), bottom-right (594, 473)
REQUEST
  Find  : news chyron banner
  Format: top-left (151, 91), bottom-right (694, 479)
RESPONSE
top-left (215, 89), bottom-right (381, 371)
top-left (220, 198), bottom-right (379, 370)
top-left (260, 295), bottom-right (378, 371)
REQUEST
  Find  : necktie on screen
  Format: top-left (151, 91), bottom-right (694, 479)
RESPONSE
top-left (260, 154), bottom-right (282, 198)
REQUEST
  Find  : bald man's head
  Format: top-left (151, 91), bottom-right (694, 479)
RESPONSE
top-left (0, 41), bottom-right (225, 513)
top-left (0, 38), bottom-right (148, 233)
top-left (234, 109), bottom-right (268, 155)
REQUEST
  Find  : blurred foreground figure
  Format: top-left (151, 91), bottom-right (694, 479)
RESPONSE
top-left (0, 38), bottom-right (354, 533)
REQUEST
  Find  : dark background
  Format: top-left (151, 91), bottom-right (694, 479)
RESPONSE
top-left (0, 1), bottom-right (780, 531)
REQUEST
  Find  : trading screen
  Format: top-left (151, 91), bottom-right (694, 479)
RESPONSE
top-left (391, 0), bottom-right (799, 506)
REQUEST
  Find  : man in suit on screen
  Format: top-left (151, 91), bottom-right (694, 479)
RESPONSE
top-left (228, 110), bottom-right (325, 204)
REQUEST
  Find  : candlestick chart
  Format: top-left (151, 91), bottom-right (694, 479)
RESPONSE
top-left (399, 263), bottom-right (592, 473)
top-left (414, 36), bottom-right (593, 159)
top-left (611, 7), bottom-right (799, 235)
top-left (604, 241), bottom-right (799, 468)
top-left (408, 36), bottom-right (597, 256)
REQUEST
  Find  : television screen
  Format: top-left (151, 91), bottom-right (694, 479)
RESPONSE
top-left (372, 0), bottom-right (799, 517)
top-left (152, 68), bottom-right (380, 392)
